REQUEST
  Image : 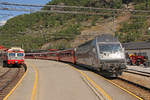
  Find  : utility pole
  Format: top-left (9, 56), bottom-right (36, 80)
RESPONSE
top-left (146, 0), bottom-right (148, 9)
top-left (113, 11), bottom-right (116, 34)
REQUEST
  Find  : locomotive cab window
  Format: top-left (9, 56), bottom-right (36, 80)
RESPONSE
top-left (99, 43), bottom-right (121, 53)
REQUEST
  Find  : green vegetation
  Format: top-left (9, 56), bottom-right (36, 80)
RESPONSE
top-left (1, 0), bottom-right (123, 50)
top-left (116, 16), bottom-right (149, 43)
top-left (0, 0), bottom-right (150, 50)
top-left (47, 0), bottom-right (122, 8)
top-left (116, 0), bottom-right (150, 42)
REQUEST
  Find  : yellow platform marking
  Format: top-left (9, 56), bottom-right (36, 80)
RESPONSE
top-left (30, 63), bottom-right (38, 100)
top-left (101, 76), bottom-right (143, 100)
top-left (3, 65), bottom-right (28, 100)
top-left (72, 67), bottom-right (112, 100)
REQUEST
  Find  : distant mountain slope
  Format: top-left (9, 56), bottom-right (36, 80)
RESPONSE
top-left (0, 0), bottom-right (149, 50)
top-left (46, 0), bottom-right (122, 8)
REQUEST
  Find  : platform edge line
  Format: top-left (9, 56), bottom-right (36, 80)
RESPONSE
top-left (30, 63), bottom-right (38, 100)
top-left (71, 67), bottom-right (112, 100)
top-left (101, 76), bottom-right (143, 100)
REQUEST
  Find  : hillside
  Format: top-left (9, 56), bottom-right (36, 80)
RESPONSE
top-left (0, 0), bottom-right (150, 50)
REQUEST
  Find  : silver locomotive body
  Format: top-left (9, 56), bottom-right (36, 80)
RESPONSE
top-left (76, 34), bottom-right (126, 77)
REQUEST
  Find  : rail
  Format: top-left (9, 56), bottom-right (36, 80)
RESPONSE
top-left (0, 65), bottom-right (25, 99)
top-left (125, 69), bottom-right (150, 77)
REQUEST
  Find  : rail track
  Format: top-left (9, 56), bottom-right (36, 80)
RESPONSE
top-left (125, 69), bottom-right (150, 77)
top-left (74, 64), bottom-right (150, 100)
top-left (72, 64), bottom-right (149, 99)
top-left (0, 65), bottom-right (26, 99)
top-left (110, 72), bottom-right (150, 100)
top-left (116, 77), bottom-right (150, 91)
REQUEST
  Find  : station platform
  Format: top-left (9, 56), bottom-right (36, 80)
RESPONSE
top-left (6, 62), bottom-right (35, 100)
top-left (5, 59), bottom-right (139, 100)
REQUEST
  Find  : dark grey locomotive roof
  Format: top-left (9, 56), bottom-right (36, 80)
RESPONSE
top-left (78, 34), bottom-right (119, 48)
top-left (96, 34), bottom-right (119, 42)
top-left (122, 41), bottom-right (150, 50)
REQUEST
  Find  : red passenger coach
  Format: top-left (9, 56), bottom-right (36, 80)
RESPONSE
top-left (25, 49), bottom-right (76, 64)
top-left (24, 53), bottom-right (35, 59)
top-left (59, 49), bottom-right (76, 64)
top-left (25, 52), bottom-right (59, 61)
top-left (3, 47), bottom-right (25, 67)
top-left (46, 52), bottom-right (59, 61)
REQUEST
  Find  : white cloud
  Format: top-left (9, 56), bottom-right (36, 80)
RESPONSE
top-left (0, 20), bottom-right (7, 26)
top-left (9, 16), bottom-right (14, 19)
top-left (0, 16), bottom-right (18, 26)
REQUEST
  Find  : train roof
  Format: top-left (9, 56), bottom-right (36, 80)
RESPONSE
top-left (122, 41), bottom-right (150, 50)
top-left (77, 34), bottom-right (120, 48)
top-left (96, 34), bottom-right (119, 42)
top-left (8, 47), bottom-right (24, 52)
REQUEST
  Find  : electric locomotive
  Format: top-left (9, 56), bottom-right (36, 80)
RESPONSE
top-left (25, 34), bottom-right (126, 77)
top-left (75, 34), bottom-right (126, 77)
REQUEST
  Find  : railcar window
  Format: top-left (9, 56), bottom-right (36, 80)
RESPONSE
top-left (60, 53), bottom-right (64, 56)
top-left (17, 53), bottom-right (24, 57)
top-left (44, 54), bottom-right (47, 56)
top-left (50, 53), bottom-right (56, 56)
top-left (66, 52), bottom-right (71, 56)
top-left (9, 53), bottom-right (15, 56)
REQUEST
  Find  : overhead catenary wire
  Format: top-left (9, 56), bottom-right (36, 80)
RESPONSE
top-left (0, 7), bottom-right (120, 16)
top-left (1, 7), bottom-right (150, 18)
top-left (0, 2), bottom-right (124, 11)
top-left (0, 4), bottom-right (149, 18)
top-left (1, 2), bottom-right (150, 13)
top-left (0, 13), bottom-right (13, 16)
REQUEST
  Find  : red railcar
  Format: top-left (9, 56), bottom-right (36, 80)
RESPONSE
top-left (2, 47), bottom-right (25, 67)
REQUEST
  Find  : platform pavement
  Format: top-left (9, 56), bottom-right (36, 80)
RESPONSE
top-left (5, 59), bottom-right (139, 100)
top-left (6, 62), bottom-right (35, 100)
top-left (6, 59), bottom-right (100, 100)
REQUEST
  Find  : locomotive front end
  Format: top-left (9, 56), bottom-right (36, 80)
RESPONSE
top-left (98, 43), bottom-right (126, 77)
top-left (7, 47), bottom-right (25, 66)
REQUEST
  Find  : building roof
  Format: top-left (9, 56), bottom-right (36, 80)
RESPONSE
top-left (122, 41), bottom-right (150, 50)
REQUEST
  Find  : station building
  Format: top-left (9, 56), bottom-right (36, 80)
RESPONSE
top-left (122, 41), bottom-right (150, 60)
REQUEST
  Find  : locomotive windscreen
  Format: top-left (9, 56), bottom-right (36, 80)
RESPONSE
top-left (99, 44), bottom-right (121, 53)
top-left (98, 43), bottom-right (125, 60)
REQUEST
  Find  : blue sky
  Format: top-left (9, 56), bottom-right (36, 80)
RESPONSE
top-left (0, 0), bottom-right (51, 25)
